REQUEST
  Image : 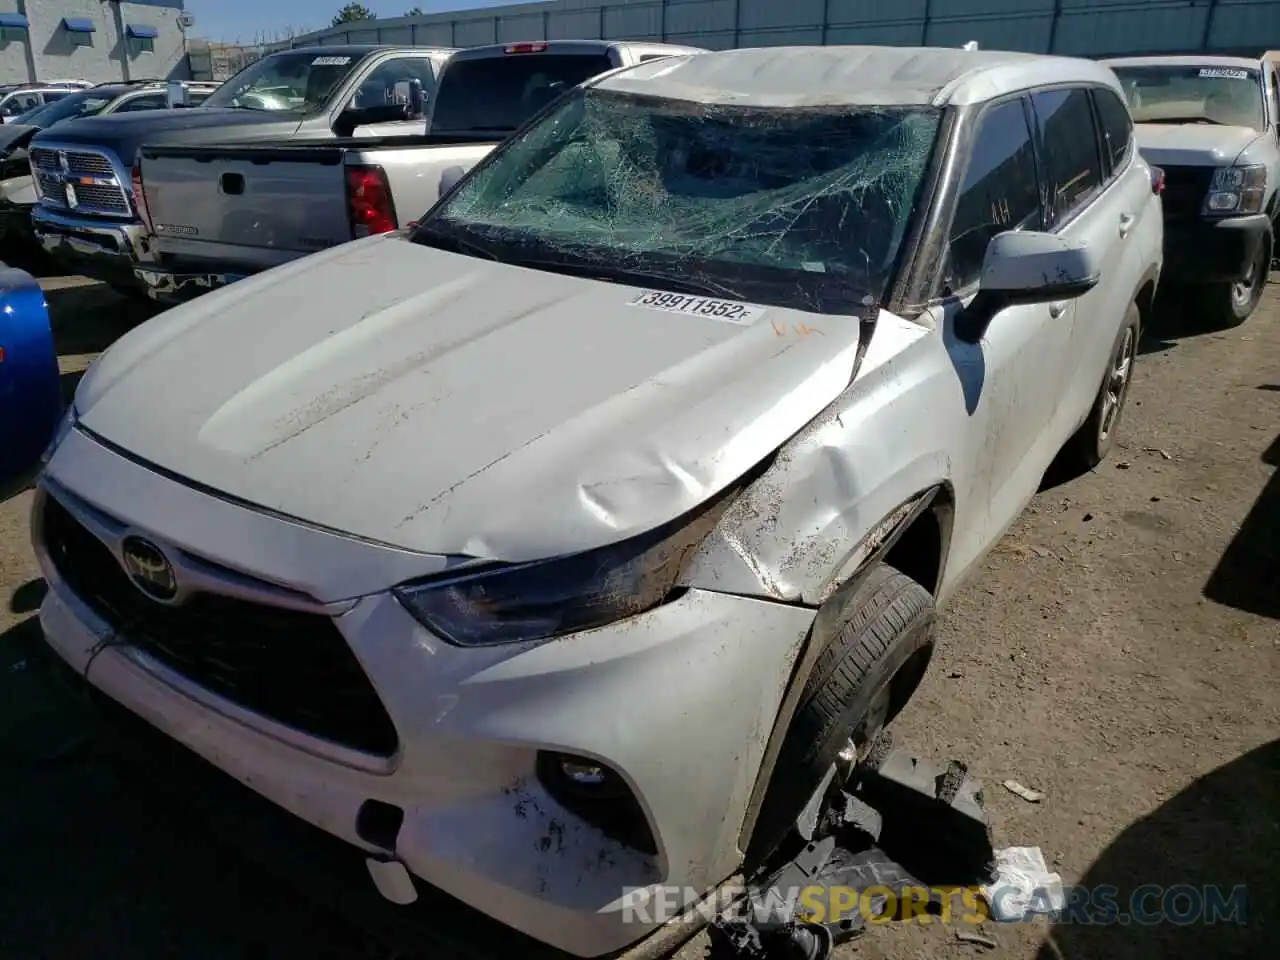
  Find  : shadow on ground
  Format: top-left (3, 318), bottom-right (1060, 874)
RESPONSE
top-left (1203, 429), bottom-right (1280, 619)
top-left (1139, 275), bottom-right (1276, 357)
top-left (0, 614), bottom-right (388, 959)
top-left (1037, 739), bottom-right (1277, 960)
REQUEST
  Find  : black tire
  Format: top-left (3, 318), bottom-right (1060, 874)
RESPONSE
top-left (1199, 231), bottom-right (1271, 328)
top-left (1060, 301), bottom-right (1141, 473)
top-left (747, 564), bottom-right (935, 864)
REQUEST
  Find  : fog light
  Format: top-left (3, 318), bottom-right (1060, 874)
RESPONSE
top-left (1207, 190), bottom-right (1240, 211)
top-left (536, 751), bottom-right (657, 855)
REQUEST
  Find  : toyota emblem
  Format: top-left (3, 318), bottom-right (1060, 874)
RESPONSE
top-left (121, 536), bottom-right (179, 603)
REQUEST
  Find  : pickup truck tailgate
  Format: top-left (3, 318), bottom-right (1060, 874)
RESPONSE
top-left (140, 144), bottom-right (351, 263)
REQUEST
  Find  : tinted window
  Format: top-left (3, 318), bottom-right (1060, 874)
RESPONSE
top-left (431, 53), bottom-right (615, 134)
top-left (42, 91), bottom-right (69, 105)
top-left (114, 93), bottom-right (167, 113)
top-left (947, 99), bottom-right (1042, 291)
top-left (1031, 89), bottom-right (1105, 226)
top-left (1, 92), bottom-right (41, 117)
top-left (1092, 88), bottom-right (1132, 174)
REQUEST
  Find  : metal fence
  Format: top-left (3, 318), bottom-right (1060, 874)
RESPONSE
top-left (284, 0), bottom-right (1280, 58)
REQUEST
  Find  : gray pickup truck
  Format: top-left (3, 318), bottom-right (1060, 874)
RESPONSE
top-left (134, 40), bottom-right (702, 303)
top-left (29, 45), bottom-right (454, 296)
top-left (1105, 54), bottom-right (1279, 325)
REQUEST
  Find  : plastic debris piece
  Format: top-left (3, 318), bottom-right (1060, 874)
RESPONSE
top-left (955, 929), bottom-right (998, 949)
top-left (1001, 779), bottom-right (1045, 803)
top-left (980, 846), bottom-right (1065, 922)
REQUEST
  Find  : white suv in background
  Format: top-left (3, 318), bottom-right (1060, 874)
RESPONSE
top-left (35, 45), bottom-right (1162, 960)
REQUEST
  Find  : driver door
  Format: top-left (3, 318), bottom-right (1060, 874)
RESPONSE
top-left (941, 96), bottom-right (1075, 569)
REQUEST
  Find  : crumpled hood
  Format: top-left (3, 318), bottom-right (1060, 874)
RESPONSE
top-left (75, 234), bottom-right (883, 561)
top-left (1133, 124), bottom-right (1262, 167)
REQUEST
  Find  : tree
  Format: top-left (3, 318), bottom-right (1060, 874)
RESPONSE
top-left (405, 6), bottom-right (426, 14)
top-left (332, 3), bottom-right (377, 27)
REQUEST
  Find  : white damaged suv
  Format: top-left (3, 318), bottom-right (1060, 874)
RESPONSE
top-left (34, 46), bottom-right (1162, 958)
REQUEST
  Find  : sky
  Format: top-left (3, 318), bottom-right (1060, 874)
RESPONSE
top-left (185, 0), bottom-right (533, 44)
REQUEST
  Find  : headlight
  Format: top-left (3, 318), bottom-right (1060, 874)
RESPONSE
top-left (40, 404), bottom-right (77, 466)
top-left (393, 498), bottom-right (731, 647)
top-left (1205, 164), bottom-right (1266, 215)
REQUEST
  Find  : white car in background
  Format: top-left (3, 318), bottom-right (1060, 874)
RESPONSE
top-left (35, 45), bottom-right (1162, 960)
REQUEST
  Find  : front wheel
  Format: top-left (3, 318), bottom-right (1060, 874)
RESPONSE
top-left (1200, 233), bottom-right (1271, 328)
top-left (746, 564), bottom-right (935, 864)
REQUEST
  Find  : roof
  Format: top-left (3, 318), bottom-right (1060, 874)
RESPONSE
top-left (595, 45), bottom-right (1124, 108)
top-left (1103, 54), bottom-right (1262, 70)
top-left (280, 44), bottom-right (453, 57)
top-left (448, 39), bottom-right (702, 62)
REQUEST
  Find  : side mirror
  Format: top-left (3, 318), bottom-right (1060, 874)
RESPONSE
top-left (334, 102), bottom-right (410, 137)
top-left (438, 164), bottom-right (466, 200)
top-left (956, 231), bottom-right (1100, 343)
top-left (406, 79), bottom-right (425, 120)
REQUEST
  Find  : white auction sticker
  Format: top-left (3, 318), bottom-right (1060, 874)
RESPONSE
top-left (1199, 67), bottom-right (1248, 79)
top-left (627, 290), bottom-right (765, 324)
top-left (312, 56), bottom-right (353, 66)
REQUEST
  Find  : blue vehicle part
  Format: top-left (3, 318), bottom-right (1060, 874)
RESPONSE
top-left (0, 263), bottom-right (61, 490)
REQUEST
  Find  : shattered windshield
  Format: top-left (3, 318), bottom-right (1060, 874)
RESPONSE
top-left (414, 89), bottom-right (940, 313)
top-left (1112, 65), bottom-right (1265, 129)
top-left (202, 52), bottom-right (365, 115)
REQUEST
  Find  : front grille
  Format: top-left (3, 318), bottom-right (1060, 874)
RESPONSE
top-left (1160, 165), bottom-right (1214, 222)
top-left (30, 145), bottom-right (132, 216)
top-left (31, 146), bottom-right (114, 177)
top-left (39, 494), bottom-right (400, 757)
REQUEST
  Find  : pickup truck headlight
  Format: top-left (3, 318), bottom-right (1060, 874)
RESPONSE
top-left (393, 502), bottom-right (729, 647)
top-left (1204, 164), bottom-right (1266, 215)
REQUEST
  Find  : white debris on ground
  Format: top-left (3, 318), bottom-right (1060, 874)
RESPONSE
top-left (980, 846), bottom-right (1066, 922)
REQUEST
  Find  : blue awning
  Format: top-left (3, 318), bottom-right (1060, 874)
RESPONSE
top-left (0, 13), bottom-right (29, 29)
top-left (61, 17), bottom-right (97, 34)
top-left (126, 24), bottom-right (159, 40)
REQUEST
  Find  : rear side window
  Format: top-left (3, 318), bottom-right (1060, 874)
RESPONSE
top-left (1092, 88), bottom-right (1133, 175)
top-left (431, 53), bottom-right (614, 134)
top-left (115, 93), bottom-right (167, 113)
top-left (946, 98), bottom-right (1043, 292)
top-left (1031, 88), bottom-right (1105, 226)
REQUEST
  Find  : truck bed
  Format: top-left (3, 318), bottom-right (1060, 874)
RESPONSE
top-left (138, 135), bottom-right (501, 273)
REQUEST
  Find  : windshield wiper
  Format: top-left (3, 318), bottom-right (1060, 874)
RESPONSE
top-left (1141, 115), bottom-right (1227, 125)
top-left (501, 252), bottom-right (745, 300)
top-left (413, 224), bottom-right (499, 261)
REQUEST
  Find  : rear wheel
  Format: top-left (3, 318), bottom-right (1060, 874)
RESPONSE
top-left (1060, 301), bottom-right (1140, 473)
top-left (747, 564), bottom-right (935, 864)
top-left (1200, 233), bottom-right (1270, 328)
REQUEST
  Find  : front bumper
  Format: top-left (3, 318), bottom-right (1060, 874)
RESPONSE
top-left (1164, 213), bottom-right (1272, 284)
top-left (33, 427), bottom-right (815, 958)
top-left (134, 264), bottom-right (248, 304)
top-left (30, 205), bottom-right (151, 289)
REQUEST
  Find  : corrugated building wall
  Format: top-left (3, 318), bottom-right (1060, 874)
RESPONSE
top-left (276, 0), bottom-right (1279, 58)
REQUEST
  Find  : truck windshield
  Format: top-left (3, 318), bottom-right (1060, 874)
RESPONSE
top-left (430, 52), bottom-right (615, 133)
top-left (416, 89), bottom-right (940, 313)
top-left (202, 51), bottom-right (365, 115)
top-left (1112, 65), bottom-right (1265, 129)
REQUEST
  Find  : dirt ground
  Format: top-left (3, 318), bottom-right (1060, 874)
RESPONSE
top-left (1, 269), bottom-right (1276, 960)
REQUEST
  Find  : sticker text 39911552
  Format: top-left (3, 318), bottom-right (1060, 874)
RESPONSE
top-left (628, 290), bottom-right (765, 324)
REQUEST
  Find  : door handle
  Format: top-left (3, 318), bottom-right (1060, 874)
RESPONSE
top-left (1049, 301), bottom-right (1068, 319)
top-left (1119, 213), bottom-right (1136, 238)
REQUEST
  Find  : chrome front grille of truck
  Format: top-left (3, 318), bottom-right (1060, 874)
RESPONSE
top-left (37, 492), bottom-right (401, 758)
top-left (29, 145), bottom-right (132, 217)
